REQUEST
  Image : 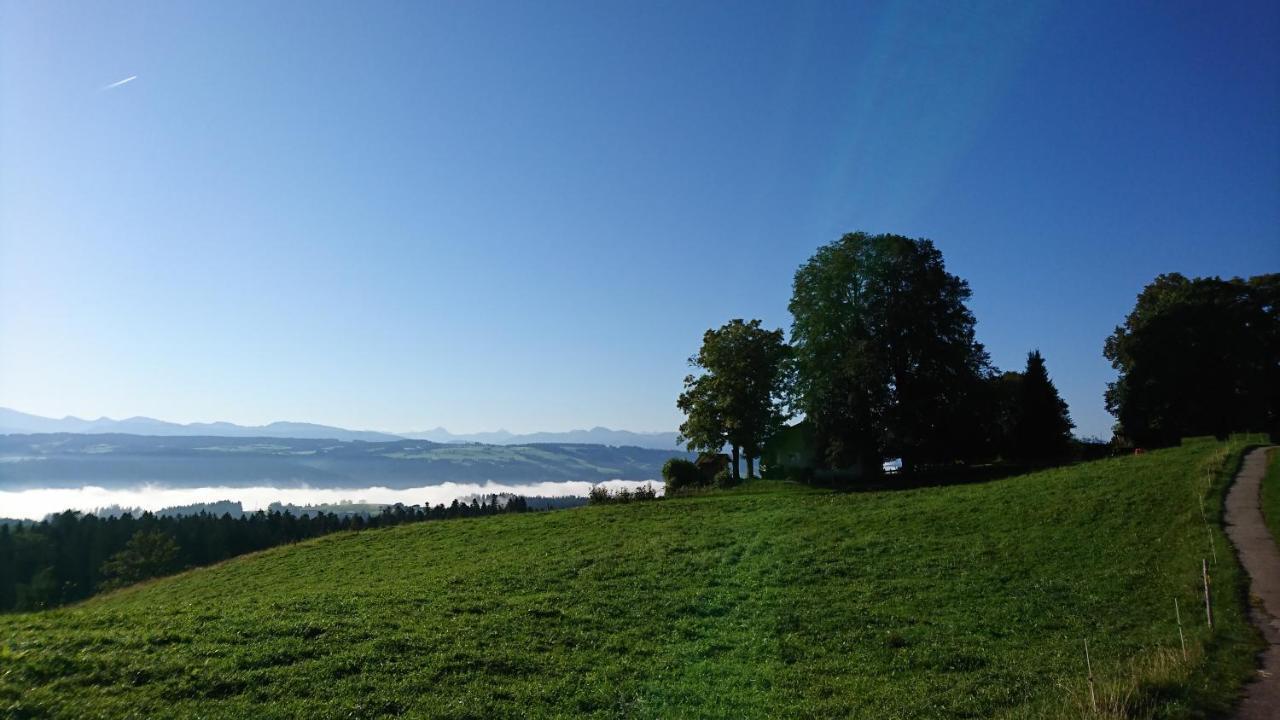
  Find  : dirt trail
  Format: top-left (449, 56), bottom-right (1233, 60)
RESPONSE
top-left (1223, 446), bottom-right (1280, 719)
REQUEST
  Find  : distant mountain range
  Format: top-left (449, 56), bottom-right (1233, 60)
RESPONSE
top-left (0, 408), bottom-right (402, 443)
top-left (0, 408), bottom-right (683, 450)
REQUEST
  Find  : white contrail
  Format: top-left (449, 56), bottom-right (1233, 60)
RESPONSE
top-left (102, 75), bottom-right (137, 90)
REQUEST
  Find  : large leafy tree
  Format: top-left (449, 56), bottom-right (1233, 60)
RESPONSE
top-left (1104, 273), bottom-right (1278, 446)
top-left (1008, 350), bottom-right (1074, 461)
top-left (789, 232), bottom-right (990, 473)
top-left (677, 319), bottom-right (791, 480)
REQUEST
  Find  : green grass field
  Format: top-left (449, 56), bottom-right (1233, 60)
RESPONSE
top-left (0, 440), bottom-right (1264, 719)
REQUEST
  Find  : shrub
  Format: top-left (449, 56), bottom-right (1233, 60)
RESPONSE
top-left (662, 458), bottom-right (703, 494)
top-left (587, 483), bottom-right (659, 505)
top-left (714, 468), bottom-right (738, 489)
top-left (695, 453), bottom-right (731, 482)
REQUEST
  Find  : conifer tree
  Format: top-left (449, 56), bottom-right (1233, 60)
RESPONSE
top-left (1010, 350), bottom-right (1074, 461)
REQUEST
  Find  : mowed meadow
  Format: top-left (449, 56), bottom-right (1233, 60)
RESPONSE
top-left (0, 440), bottom-right (1264, 719)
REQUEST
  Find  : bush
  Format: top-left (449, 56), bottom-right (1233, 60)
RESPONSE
top-left (587, 483), bottom-right (659, 505)
top-left (714, 468), bottom-right (738, 489)
top-left (588, 485), bottom-right (612, 504)
top-left (662, 458), bottom-right (704, 494)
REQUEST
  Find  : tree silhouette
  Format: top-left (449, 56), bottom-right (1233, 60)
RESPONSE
top-left (1009, 350), bottom-right (1074, 461)
top-left (1105, 273), bottom-right (1278, 446)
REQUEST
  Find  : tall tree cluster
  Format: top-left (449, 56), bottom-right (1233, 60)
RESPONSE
top-left (678, 238), bottom-right (1278, 477)
top-left (1105, 272), bottom-right (1278, 445)
top-left (677, 231), bottom-right (1081, 481)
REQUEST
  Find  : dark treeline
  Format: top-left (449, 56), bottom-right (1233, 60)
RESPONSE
top-left (0, 494), bottom-right (533, 613)
top-left (678, 232), bottom-right (1082, 482)
top-left (676, 233), bottom-right (1276, 485)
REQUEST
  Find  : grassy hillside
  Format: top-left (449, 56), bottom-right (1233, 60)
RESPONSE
top-left (0, 440), bottom-right (1264, 719)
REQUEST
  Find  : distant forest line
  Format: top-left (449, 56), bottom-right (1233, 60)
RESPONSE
top-left (0, 494), bottom-right (560, 614)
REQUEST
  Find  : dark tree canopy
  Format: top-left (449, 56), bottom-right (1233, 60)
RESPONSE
top-left (1104, 273), bottom-right (1279, 446)
top-left (968, 370), bottom-right (1023, 462)
top-left (677, 319), bottom-right (791, 479)
top-left (1009, 350), bottom-right (1074, 461)
top-left (99, 530), bottom-right (181, 591)
top-left (788, 232), bottom-right (991, 472)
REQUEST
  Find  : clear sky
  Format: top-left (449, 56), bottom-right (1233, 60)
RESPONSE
top-left (1, 1), bottom-right (1277, 437)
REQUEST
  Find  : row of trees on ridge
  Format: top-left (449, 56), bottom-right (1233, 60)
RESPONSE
top-left (678, 232), bottom-right (1075, 480)
top-left (679, 232), bottom-right (1277, 481)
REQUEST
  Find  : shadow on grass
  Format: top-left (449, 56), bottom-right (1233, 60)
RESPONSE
top-left (828, 463), bottom-right (1040, 493)
top-left (805, 456), bottom-right (1117, 494)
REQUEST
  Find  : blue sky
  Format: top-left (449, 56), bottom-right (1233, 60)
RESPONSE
top-left (1, 1), bottom-right (1277, 437)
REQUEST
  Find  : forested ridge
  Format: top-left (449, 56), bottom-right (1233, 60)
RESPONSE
top-left (0, 496), bottom-right (533, 613)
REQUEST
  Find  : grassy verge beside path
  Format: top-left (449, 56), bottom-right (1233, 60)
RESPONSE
top-left (1260, 447), bottom-right (1280, 552)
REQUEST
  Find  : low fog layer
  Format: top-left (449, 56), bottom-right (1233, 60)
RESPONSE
top-left (0, 479), bottom-right (662, 520)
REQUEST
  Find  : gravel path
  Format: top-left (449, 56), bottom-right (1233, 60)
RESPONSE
top-left (1223, 447), bottom-right (1280, 720)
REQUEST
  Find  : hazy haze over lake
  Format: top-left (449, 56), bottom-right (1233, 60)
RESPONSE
top-left (0, 479), bottom-right (661, 520)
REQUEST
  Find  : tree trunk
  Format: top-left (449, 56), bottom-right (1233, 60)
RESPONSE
top-left (746, 454), bottom-right (755, 479)
top-left (731, 445), bottom-right (741, 481)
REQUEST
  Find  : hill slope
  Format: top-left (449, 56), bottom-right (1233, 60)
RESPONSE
top-left (0, 441), bottom-right (1263, 718)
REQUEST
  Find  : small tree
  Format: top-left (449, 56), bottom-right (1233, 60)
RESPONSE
top-left (588, 485), bottom-right (612, 504)
top-left (99, 530), bottom-right (180, 591)
top-left (1009, 350), bottom-right (1074, 461)
top-left (677, 319), bottom-right (791, 480)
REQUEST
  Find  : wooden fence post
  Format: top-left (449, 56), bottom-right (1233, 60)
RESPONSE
top-left (1085, 638), bottom-right (1097, 712)
top-left (1174, 597), bottom-right (1187, 660)
top-left (1202, 559), bottom-right (1213, 628)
